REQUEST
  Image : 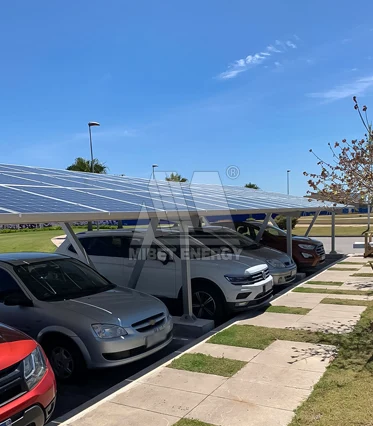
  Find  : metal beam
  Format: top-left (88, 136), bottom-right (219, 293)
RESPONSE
top-left (127, 217), bottom-right (159, 289)
top-left (304, 211), bottom-right (320, 237)
top-left (286, 216), bottom-right (293, 258)
top-left (255, 213), bottom-right (272, 243)
top-left (60, 222), bottom-right (95, 269)
top-left (180, 220), bottom-right (196, 320)
top-left (330, 211), bottom-right (337, 254)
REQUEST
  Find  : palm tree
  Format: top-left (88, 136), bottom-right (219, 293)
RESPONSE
top-left (67, 157), bottom-right (108, 174)
top-left (165, 172), bottom-right (188, 182)
top-left (66, 157), bottom-right (108, 230)
top-left (245, 182), bottom-right (259, 189)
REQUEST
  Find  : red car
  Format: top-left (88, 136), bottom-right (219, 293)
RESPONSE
top-left (0, 323), bottom-right (56, 426)
top-left (213, 220), bottom-right (326, 270)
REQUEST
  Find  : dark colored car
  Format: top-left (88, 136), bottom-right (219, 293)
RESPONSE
top-left (0, 323), bottom-right (56, 426)
top-left (212, 220), bottom-right (325, 269)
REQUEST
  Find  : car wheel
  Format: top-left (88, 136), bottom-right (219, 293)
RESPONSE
top-left (192, 282), bottom-right (226, 323)
top-left (44, 336), bottom-right (86, 382)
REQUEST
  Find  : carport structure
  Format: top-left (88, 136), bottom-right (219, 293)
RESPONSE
top-left (0, 164), bottom-right (344, 327)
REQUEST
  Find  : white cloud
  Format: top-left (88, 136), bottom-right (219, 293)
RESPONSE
top-left (217, 37), bottom-right (298, 80)
top-left (286, 40), bottom-right (297, 49)
top-left (308, 76), bottom-right (373, 102)
top-left (274, 61), bottom-right (282, 68)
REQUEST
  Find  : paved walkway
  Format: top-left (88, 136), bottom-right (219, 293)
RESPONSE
top-left (62, 255), bottom-right (371, 426)
top-left (51, 234), bottom-right (66, 247)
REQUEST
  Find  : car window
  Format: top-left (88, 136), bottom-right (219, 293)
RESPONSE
top-left (0, 268), bottom-right (23, 303)
top-left (157, 235), bottom-right (214, 259)
top-left (265, 226), bottom-right (286, 237)
top-left (13, 259), bottom-right (116, 302)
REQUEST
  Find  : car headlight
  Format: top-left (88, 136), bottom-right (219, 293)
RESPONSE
top-left (92, 324), bottom-right (128, 339)
top-left (23, 346), bottom-right (47, 390)
top-left (298, 244), bottom-right (315, 250)
top-left (224, 275), bottom-right (251, 285)
top-left (266, 259), bottom-right (286, 268)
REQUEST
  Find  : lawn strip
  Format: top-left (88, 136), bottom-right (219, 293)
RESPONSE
top-left (293, 287), bottom-right (373, 296)
top-left (168, 353), bottom-right (246, 377)
top-left (266, 305), bottom-right (310, 315)
top-left (351, 273), bottom-right (373, 277)
top-left (307, 281), bottom-right (343, 286)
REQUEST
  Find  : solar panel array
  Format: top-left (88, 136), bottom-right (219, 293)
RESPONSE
top-left (0, 164), bottom-right (342, 224)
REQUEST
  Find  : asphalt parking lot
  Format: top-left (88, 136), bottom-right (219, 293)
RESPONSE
top-left (47, 254), bottom-right (342, 425)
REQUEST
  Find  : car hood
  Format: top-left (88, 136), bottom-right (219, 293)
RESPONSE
top-left (194, 253), bottom-right (267, 272)
top-left (240, 245), bottom-right (292, 264)
top-left (0, 324), bottom-right (37, 370)
top-left (292, 236), bottom-right (322, 245)
top-left (52, 288), bottom-right (167, 327)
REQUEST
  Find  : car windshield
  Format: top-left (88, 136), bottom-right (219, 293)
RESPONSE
top-left (264, 225), bottom-right (287, 237)
top-left (13, 259), bottom-right (116, 302)
top-left (191, 229), bottom-right (260, 251)
top-left (157, 235), bottom-right (215, 259)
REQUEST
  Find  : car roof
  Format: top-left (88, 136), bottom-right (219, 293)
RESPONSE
top-left (0, 252), bottom-right (67, 265)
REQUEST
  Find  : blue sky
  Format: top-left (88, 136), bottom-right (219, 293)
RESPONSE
top-left (1, 1), bottom-right (373, 196)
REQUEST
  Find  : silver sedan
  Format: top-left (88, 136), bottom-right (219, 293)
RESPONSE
top-left (0, 253), bottom-right (173, 381)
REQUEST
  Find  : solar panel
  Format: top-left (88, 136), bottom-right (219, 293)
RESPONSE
top-left (0, 164), bottom-right (343, 224)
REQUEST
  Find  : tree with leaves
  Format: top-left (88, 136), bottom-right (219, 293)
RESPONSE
top-left (66, 157), bottom-right (108, 230)
top-left (165, 172), bottom-right (188, 182)
top-left (67, 157), bottom-right (108, 174)
top-left (245, 182), bottom-right (259, 189)
top-left (304, 97), bottom-right (373, 207)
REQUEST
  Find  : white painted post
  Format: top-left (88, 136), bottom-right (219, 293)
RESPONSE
top-left (330, 211), bottom-right (337, 254)
top-left (180, 220), bottom-right (195, 320)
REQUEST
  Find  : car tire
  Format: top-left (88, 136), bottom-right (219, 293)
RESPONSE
top-left (43, 336), bottom-right (86, 382)
top-left (192, 281), bottom-right (227, 324)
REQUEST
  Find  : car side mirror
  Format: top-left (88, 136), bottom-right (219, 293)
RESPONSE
top-left (157, 250), bottom-right (171, 265)
top-left (4, 293), bottom-right (33, 307)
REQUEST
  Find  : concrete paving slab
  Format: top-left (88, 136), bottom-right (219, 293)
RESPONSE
top-left (309, 304), bottom-right (366, 314)
top-left (235, 362), bottom-right (323, 390)
top-left (251, 340), bottom-right (335, 372)
top-left (293, 319), bottom-right (356, 334)
top-left (139, 368), bottom-right (227, 395)
top-left (111, 382), bottom-right (206, 417)
top-left (212, 377), bottom-right (310, 411)
top-left (187, 396), bottom-right (294, 426)
top-left (271, 293), bottom-right (325, 309)
top-left (340, 281), bottom-right (373, 291)
top-left (66, 402), bottom-right (180, 426)
top-left (323, 294), bottom-right (373, 301)
top-left (189, 342), bottom-right (261, 362)
top-left (238, 312), bottom-right (302, 328)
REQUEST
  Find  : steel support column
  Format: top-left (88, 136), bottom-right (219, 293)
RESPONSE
top-left (330, 211), bottom-right (337, 254)
top-left (180, 220), bottom-right (196, 321)
top-left (255, 213), bottom-right (272, 243)
top-left (60, 222), bottom-right (95, 269)
top-left (286, 216), bottom-right (293, 258)
top-left (127, 217), bottom-right (159, 289)
top-left (304, 211), bottom-right (320, 237)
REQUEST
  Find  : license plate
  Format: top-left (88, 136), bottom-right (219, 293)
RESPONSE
top-left (147, 332), bottom-right (166, 348)
top-left (292, 269), bottom-right (297, 276)
top-left (0, 420), bottom-right (12, 426)
top-left (321, 254), bottom-right (326, 260)
top-left (264, 284), bottom-right (271, 292)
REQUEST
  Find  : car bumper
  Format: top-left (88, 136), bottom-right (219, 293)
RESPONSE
top-left (228, 289), bottom-right (273, 312)
top-left (82, 319), bottom-right (174, 369)
top-left (271, 266), bottom-right (297, 285)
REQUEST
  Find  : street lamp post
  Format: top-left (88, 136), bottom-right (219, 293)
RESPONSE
top-left (287, 170), bottom-right (291, 195)
top-left (88, 121), bottom-right (100, 173)
top-left (152, 164), bottom-right (158, 180)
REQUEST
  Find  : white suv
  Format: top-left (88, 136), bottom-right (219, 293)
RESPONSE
top-left (57, 229), bottom-right (273, 322)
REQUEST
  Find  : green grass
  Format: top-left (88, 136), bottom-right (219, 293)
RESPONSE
top-left (266, 305), bottom-right (311, 315)
top-left (208, 324), bottom-right (332, 350)
top-left (174, 421), bottom-right (215, 426)
top-left (293, 287), bottom-right (373, 296)
top-left (293, 225), bottom-right (367, 237)
top-left (307, 281), bottom-right (343, 286)
top-left (0, 230), bottom-right (67, 253)
top-left (340, 261), bottom-right (367, 265)
top-left (329, 267), bottom-right (360, 271)
top-left (320, 298), bottom-right (372, 307)
top-left (168, 353), bottom-right (246, 377)
top-left (289, 300), bottom-right (373, 426)
top-left (351, 273), bottom-right (373, 277)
